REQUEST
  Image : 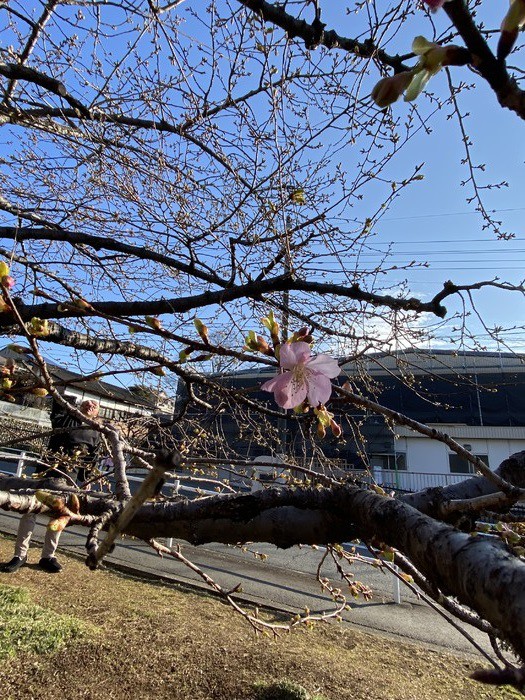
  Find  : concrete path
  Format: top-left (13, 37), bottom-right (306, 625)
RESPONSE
top-left (0, 510), bottom-right (492, 659)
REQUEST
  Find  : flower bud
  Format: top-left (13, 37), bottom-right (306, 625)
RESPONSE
top-left (145, 315), bottom-right (162, 331)
top-left (289, 188), bottom-right (306, 204)
top-left (244, 330), bottom-right (259, 352)
top-left (28, 317), bottom-right (50, 337)
top-left (422, 0), bottom-right (449, 10)
top-left (0, 299), bottom-right (10, 313)
top-left (441, 46), bottom-right (471, 67)
top-left (256, 335), bottom-right (270, 353)
top-left (1, 275), bottom-right (14, 289)
top-left (498, 0), bottom-right (525, 60)
top-left (330, 419), bottom-right (342, 438)
top-left (194, 317), bottom-right (210, 344)
top-left (371, 71), bottom-right (413, 108)
top-left (179, 347), bottom-right (193, 363)
top-left (261, 310), bottom-right (280, 345)
top-left (149, 366), bottom-right (166, 377)
top-left (73, 297), bottom-right (91, 311)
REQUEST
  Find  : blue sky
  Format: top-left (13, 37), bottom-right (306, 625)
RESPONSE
top-left (317, 1), bottom-right (525, 350)
top-left (1, 1), bottom-right (523, 389)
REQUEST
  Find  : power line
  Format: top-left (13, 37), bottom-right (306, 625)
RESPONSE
top-left (304, 264), bottom-right (525, 272)
top-left (380, 207), bottom-right (525, 223)
top-left (343, 238), bottom-right (525, 246)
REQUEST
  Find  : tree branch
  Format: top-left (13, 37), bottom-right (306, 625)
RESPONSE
top-left (444, 0), bottom-right (525, 119)
top-left (0, 276), bottom-right (450, 328)
top-left (0, 62), bottom-right (91, 117)
top-left (0, 226), bottom-right (228, 287)
top-left (235, 0), bottom-right (411, 71)
top-left (1, 473), bottom-right (525, 658)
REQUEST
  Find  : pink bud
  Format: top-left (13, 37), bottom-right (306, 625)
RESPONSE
top-left (1, 275), bottom-right (14, 289)
top-left (422, 0), bottom-right (449, 11)
top-left (330, 420), bottom-right (342, 438)
top-left (498, 0), bottom-right (525, 59)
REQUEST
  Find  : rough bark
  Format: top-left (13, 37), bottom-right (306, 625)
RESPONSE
top-left (401, 451), bottom-right (525, 519)
top-left (1, 472), bottom-right (524, 658)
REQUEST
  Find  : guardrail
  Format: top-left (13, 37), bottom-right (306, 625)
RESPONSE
top-left (370, 468), bottom-right (472, 493)
top-left (1, 455), bottom-right (406, 603)
top-left (0, 449), bottom-right (50, 477)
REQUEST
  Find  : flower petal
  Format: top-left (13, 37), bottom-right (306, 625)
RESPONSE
top-left (306, 372), bottom-right (333, 407)
top-left (279, 341), bottom-right (311, 369)
top-left (262, 372), bottom-right (308, 409)
top-left (306, 354), bottom-right (340, 379)
top-left (404, 69), bottom-right (432, 102)
top-left (412, 35), bottom-right (436, 55)
top-left (261, 375), bottom-right (284, 392)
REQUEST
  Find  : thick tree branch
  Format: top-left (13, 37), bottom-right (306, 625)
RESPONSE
top-left (444, 0), bottom-right (525, 119)
top-left (235, 0), bottom-right (411, 71)
top-left (402, 452), bottom-right (525, 519)
top-left (0, 276), bottom-right (449, 328)
top-left (1, 474), bottom-right (524, 658)
top-left (234, 0), bottom-right (525, 121)
top-left (0, 62), bottom-right (91, 117)
top-left (0, 226), bottom-right (228, 287)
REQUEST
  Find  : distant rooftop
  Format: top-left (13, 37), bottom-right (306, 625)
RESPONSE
top-left (218, 348), bottom-right (525, 381)
top-left (0, 346), bottom-right (154, 409)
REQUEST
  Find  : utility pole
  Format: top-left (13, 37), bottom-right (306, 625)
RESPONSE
top-left (279, 214), bottom-right (293, 453)
top-left (282, 214), bottom-right (293, 341)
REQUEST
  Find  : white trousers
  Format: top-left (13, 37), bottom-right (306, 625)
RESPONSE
top-left (14, 513), bottom-right (61, 560)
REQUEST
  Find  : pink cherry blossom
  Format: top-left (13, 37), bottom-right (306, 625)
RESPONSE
top-left (261, 341), bottom-right (340, 410)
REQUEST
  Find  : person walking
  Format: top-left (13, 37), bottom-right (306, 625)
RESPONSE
top-left (1, 399), bottom-right (101, 574)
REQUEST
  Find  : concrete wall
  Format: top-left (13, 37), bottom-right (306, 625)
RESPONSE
top-left (394, 434), bottom-right (525, 475)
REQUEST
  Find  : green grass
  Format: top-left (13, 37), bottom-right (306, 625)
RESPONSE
top-left (0, 583), bottom-right (90, 659)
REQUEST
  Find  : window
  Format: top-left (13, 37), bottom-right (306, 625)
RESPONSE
top-left (370, 453), bottom-right (407, 470)
top-left (449, 453), bottom-right (489, 474)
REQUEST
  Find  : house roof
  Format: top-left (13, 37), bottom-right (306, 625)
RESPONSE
top-left (354, 348), bottom-right (525, 377)
top-left (216, 348), bottom-right (525, 381)
top-left (48, 364), bottom-right (154, 407)
top-left (0, 346), bottom-right (154, 409)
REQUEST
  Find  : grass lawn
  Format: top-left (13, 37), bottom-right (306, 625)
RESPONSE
top-left (0, 535), bottom-right (519, 700)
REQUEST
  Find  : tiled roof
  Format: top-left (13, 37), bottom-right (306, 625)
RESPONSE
top-left (0, 346), bottom-right (154, 408)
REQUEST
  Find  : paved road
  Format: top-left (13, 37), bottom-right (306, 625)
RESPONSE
top-left (0, 510), bottom-right (492, 658)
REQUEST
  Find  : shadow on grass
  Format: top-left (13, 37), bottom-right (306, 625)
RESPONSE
top-left (253, 678), bottom-right (327, 700)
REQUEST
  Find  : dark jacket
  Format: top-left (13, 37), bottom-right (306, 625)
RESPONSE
top-left (46, 409), bottom-right (101, 481)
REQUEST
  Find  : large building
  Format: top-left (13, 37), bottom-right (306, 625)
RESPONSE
top-left (176, 349), bottom-right (525, 491)
top-left (354, 350), bottom-right (525, 490)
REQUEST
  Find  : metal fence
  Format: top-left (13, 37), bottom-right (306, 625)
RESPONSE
top-left (0, 452), bottom-right (404, 604)
top-left (370, 468), bottom-right (470, 493)
top-left (0, 449), bottom-right (49, 477)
